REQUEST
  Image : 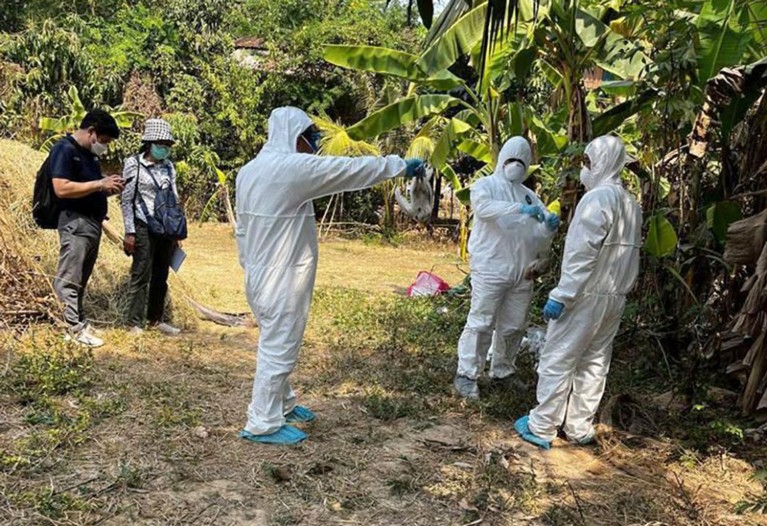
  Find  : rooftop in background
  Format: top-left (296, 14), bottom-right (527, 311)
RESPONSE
top-left (234, 37), bottom-right (266, 50)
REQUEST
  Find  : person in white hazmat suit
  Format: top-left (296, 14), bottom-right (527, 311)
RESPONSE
top-left (515, 135), bottom-right (642, 449)
top-left (235, 107), bottom-right (425, 445)
top-left (454, 136), bottom-right (559, 400)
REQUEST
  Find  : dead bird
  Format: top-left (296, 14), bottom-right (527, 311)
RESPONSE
top-left (395, 164), bottom-right (434, 223)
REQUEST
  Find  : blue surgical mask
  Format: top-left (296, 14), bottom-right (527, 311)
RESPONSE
top-left (151, 144), bottom-right (171, 160)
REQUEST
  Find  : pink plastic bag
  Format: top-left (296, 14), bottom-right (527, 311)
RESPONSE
top-left (407, 271), bottom-right (450, 297)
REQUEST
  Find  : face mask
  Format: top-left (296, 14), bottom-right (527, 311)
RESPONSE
top-left (151, 144), bottom-right (171, 160)
top-left (580, 166), bottom-right (598, 190)
top-left (91, 141), bottom-right (108, 157)
top-left (503, 161), bottom-right (526, 183)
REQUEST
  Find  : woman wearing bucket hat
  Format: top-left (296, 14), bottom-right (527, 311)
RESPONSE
top-left (121, 118), bottom-right (186, 336)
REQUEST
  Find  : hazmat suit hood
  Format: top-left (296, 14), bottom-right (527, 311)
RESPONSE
top-left (582, 135), bottom-right (627, 191)
top-left (262, 106), bottom-right (314, 155)
top-left (494, 137), bottom-right (533, 184)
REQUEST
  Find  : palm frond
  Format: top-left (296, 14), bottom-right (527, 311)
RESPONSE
top-left (313, 114), bottom-right (381, 157)
top-left (478, 1), bottom-right (538, 88)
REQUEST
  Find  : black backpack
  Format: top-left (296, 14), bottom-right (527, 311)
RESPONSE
top-left (32, 155), bottom-right (60, 229)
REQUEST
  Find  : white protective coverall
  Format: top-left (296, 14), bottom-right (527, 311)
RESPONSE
top-left (528, 135), bottom-right (642, 443)
top-left (456, 137), bottom-right (556, 383)
top-left (236, 107), bottom-right (406, 435)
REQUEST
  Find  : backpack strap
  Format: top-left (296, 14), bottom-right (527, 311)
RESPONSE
top-left (133, 154), bottom-right (155, 222)
top-left (131, 155), bottom-right (141, 210)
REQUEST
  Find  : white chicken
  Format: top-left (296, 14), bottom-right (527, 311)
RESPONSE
top-left (395, 164), bottom-right (434, 224)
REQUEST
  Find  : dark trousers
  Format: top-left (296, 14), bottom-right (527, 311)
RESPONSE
top-left (54, 210), bottom-right (102, 332)
top-left (127, 221), bottom-right (174, 327)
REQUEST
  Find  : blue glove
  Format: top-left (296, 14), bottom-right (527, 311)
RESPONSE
top-left (405, 158), bottom-right (425, 179)
top-left (546, 214), bottom-right (560, 231)
top-left (543, 299), bottom-right (565, 321)
top-left (520, 204), bottom-right (545, 222)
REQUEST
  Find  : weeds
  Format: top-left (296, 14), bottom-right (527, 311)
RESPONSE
top-left (12, 487), bottom-right (92, 519)
top-left (10, 336), bottom-right (93, 404)
top-left (0, 336), bottom-right (120, 474)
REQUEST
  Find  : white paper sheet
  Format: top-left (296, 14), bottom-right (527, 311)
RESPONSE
top-left (170, 246), bottom-right (186, 273)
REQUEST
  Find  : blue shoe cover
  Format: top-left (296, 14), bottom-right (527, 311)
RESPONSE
top-left (238, 425), bottom-right (307, 445)
top-left (514, 416), bottom-right (551, 450)
top-left (285, 405), bottom-right (316, 423)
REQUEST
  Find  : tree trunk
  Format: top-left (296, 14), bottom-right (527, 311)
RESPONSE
top-left (220, 184), bottom-right (237, 235)
top-left (432, 171), bottom-right (442, 223)
top-left (561, 79), bottom-right (592, 222)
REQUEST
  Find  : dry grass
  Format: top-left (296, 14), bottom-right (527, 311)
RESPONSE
top-left (1, 223), bottom-right (767, 525)
top-left (0, 139), bottom-right (197, 329)
top-left (182, 222), bottom-right (466, 312)
top-left (2, 141), bottom-right (767, 526)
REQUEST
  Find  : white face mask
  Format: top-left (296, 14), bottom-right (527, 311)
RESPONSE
top-left (503, 161), bottom-right (526, 183)
top-left (580, 166), bottom-right (597, 190)
top-left (91, 141), bottom-right (109, 157)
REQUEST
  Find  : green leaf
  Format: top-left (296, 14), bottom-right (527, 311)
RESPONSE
top-left (527, 113), bottom-right (567, 156)
top-left (112, 111), bottom-right (142, 129)
top-left (706, 201), bottom-right (742, 245)
top-left (431, 117), bottom-right (474, 170)
top-left (441, 164), bottom-right (462, 190)
top-left (68, 86), bottom-right (85, 116)
top-left (416, 3), bottom-right (487, 76)
top-left (719, 56), bottom-right (767, 138)
top-left (695, 0), bottom-right (753, 85)
top-left (539, 59), bottom-right (563, 90)
top-left (658, 176), bottom-right (671, 200)
top-left (347, 95), bottom-right (462, 140)
top-left (575, 8), bottom-right (610, 48)
top-left (324, 45), bottom-right (419, 79)
top-left (454, 109), bottom-right (482, 127)
top-left (457, 140), bottom-right (493, 163)
top-left (456, 186), bottom-right (471, 205)
top-left (38, 116), bottom-right (65, 133)
top-left (645, 213), bottom-right (678, 258)
top-left (506, 101), bottom-right (525, 137)
top-left (599, 80), bottom-right (637, 97)
top-left (511, 46), bottom-right (538, 80)
top-left (592, 89), bottom-right (659, 136)
top-left (422, 69), bottom-right (464, 90)
top-left (214, 167), bottom-right (228, 186)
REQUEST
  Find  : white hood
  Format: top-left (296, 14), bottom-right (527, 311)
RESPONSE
top-left (583, 135), bottom-right (627, 190)
top-left (262, 106), bottom-right (314, 155)
top-left (494, 136), bottom-right (532, 183)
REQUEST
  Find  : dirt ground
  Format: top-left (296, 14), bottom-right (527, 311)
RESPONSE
top-left (1, 225), bottom-right (767, 525)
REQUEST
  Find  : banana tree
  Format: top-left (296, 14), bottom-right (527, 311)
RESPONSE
top-left (400, 0), bottom-right (542, 71)
top-left (325, 0), bottom-right (653, 194)
top-left (194, 147), bottom-right (236, 232)
top-left (38, 86), bottom-right (141, 152)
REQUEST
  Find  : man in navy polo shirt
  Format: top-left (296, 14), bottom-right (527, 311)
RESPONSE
top-left (51, 110), bottom-right (125, 347)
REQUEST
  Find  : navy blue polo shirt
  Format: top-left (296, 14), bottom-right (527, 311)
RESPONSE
top-left (50, 135), bottom-right (107, 221)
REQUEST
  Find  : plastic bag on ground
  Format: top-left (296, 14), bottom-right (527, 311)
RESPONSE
top-left (407, 271), bottom-right (450, 297)
top-left (487, 326), bottom-right (547, 361)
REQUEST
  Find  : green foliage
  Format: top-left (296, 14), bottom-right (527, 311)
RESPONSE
top-left (695, 0), bottom-right (764, 86)
top-left (11, 337), bottom-right (94, 403)
top-left (706, 200), bottom-right (742, 245)
top-left (645, 213), bottom-right (678, 258)
top-left (1, 19), bottom-right (98, 110)
top-left (37, 86), bottom-right (141, 152)
top-left (348, 95), bottom-right (462, 140)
